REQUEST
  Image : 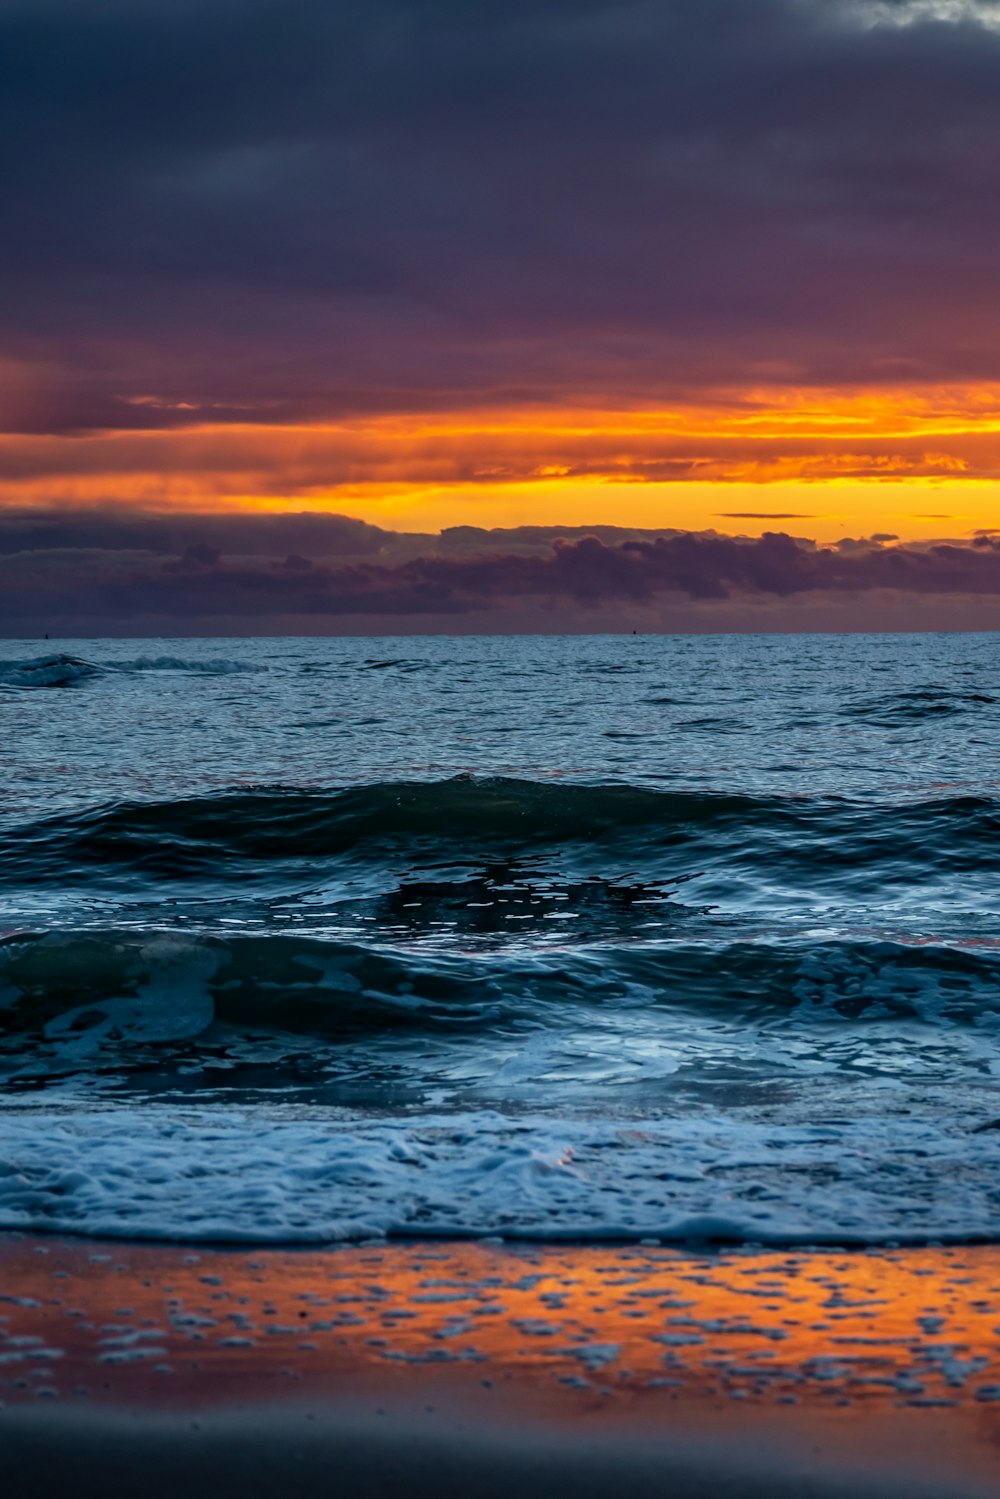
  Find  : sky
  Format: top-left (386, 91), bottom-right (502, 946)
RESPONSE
top-left (4, 0), bottom-right (1000, 631)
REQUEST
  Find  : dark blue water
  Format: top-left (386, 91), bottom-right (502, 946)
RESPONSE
top-left (0, 634), bottom-right (998, 1244)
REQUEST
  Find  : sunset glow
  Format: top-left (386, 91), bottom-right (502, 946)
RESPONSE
top-left (6, 383), bottom-right (1000, 543)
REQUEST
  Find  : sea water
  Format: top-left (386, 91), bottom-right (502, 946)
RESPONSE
top-left (0, 633), bottom-right (998, 1244)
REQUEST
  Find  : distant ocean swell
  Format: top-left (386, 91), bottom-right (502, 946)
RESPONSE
top-left (0, 652), bottom-right (266, 688)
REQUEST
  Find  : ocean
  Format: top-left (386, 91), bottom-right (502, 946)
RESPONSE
top-left (0, 632), bottom-right (998, 1247)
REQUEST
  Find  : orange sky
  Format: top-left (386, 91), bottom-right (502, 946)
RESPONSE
top-left (6, 383), bottom-right (1000, 542)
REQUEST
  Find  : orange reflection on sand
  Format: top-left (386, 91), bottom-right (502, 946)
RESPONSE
top-left (1, 1237), bottom-right (999, 1416)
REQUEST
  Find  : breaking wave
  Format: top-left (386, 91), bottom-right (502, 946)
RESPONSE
top-left (2, 929), bottom-right (999, 1054)
top-left (0, 652), bottom-right (266, 688)
top-left (0, 653), bottom-right (102, 688)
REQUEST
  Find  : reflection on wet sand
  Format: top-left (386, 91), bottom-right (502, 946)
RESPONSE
top-left (1, 1237), bottom-right (999, 1488)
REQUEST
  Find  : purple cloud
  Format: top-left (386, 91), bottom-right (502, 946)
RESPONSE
top-left (3, 515), bottom-right (1000, 631)
top-left (3, 0), bottom-right (1000, 434)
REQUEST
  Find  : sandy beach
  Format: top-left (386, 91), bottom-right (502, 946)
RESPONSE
top-left (2, 1234), bottom-right (998, 1498)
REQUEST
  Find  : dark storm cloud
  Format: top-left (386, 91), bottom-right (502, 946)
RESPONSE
top-left (0, 507), bottom-right (393, 557)
top-left (5, 518), bottom-right (1000, 626)
top-left (4, 0), bottom-right (1000, 431)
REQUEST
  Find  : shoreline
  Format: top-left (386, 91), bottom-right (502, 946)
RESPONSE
top-left (2, 1234), bottom-right (998, 1497)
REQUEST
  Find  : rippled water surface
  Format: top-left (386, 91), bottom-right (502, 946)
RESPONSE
top-left (1, 634), bottom-right (998, 1244)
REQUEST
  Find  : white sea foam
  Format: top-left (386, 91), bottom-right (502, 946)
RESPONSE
top-left (0, 1106), bottom-right (997, 1246)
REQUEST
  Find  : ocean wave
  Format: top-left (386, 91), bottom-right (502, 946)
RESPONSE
top-left (0, 1103), bottom-right (997, 1245)
top-left (3, 777), bottom-right (1000, 891)
top-left (110, 655), bottom-right (268, 675)
top-left (844, 687), bottom-right (999, 723)
top-left (2, 930), bottom-right (997, 1065)
top-left (0, 653), bottom-right (101, 688)
top-left (0, 652), bottom-right (266, 689)
top-left (0, 778), bottom-right (786, 882)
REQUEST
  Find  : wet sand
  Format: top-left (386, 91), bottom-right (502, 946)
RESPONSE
top-left (2, 1235), bottom-right (999, 1498)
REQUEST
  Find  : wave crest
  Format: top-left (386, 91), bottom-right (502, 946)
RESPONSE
top-left (5, 779), bottom-right (1000, 897)
top-left (0, 777), bottom-right (809, 876)
top-left (2, 929), bottom-right (997, 1063)
top-left (0, 652), bottom-right (267, 689)
top-left (0, 653), bottom-right (100, 688)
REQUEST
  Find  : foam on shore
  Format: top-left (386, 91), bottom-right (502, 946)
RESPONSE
top-left (1, 1104), bottom-right (999, 1245)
